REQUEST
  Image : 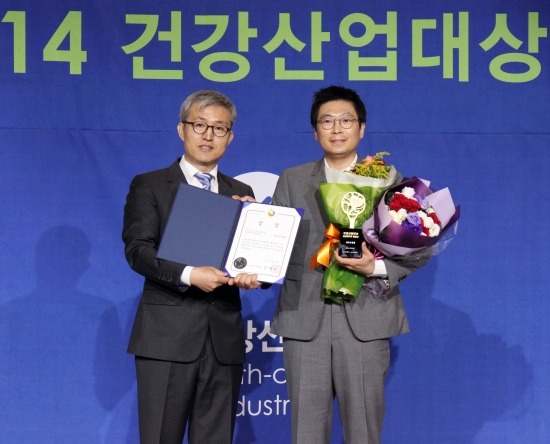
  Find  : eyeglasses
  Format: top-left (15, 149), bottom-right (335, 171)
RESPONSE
top-left (317, 117), bottom-right (360, 130)
top-left (182, 120), bottom-right (231, 137)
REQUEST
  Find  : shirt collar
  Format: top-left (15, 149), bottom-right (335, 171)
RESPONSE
top-left (324, 154), bottom-right (358, 173)
top-left (179, 156), bottom-right (219, 191)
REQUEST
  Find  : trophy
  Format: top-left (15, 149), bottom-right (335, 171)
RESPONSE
top-left (338, 191), bottom-right (366, 258)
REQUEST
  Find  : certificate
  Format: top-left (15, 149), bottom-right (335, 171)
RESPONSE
top-left (157, 183), bottom-right (302, 284)
top-left (224, 203), bottom-right (302, 284)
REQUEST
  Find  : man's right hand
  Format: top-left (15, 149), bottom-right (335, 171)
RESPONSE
top-left (189, 266), bottom-right (231, 292)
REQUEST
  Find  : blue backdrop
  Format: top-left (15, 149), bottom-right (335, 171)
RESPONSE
top-left (1, 1), bottom-right (548, 443)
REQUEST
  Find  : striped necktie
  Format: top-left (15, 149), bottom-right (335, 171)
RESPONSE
top-left (195, 172), bottom-right (213, 191)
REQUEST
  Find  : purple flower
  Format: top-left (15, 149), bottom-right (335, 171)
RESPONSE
top-left (406, 212), bottom-right (421, 226)
top-left (402, 220), bottom-right (423, 235)
top-left (414, 194), bottom-right (430, 210)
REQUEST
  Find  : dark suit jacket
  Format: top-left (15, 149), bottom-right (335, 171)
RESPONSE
top-left (271, 158), bottom-right (430, 341)
top-left (123, 159), bottom-right (254, 364)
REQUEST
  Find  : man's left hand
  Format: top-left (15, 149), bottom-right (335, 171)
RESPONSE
top-left (333, 242), bottom-right (376, 276)
top-left (229, 273), bottom-right (262, 290)
top-left (232, 195), bottom-right (256, 202)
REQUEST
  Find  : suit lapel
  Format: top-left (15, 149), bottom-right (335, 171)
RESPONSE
top-left (166, 159), bottom-right (187, 203)
top-left (217, 172), bottom-right (234, 197)
top-left (311, 159), bottom-right (330, 228)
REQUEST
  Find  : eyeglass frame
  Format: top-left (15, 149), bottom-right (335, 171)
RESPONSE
top-left (316, 117), bottom-right (362, 130)
top-left (181, 120), bottom-right (232, 137)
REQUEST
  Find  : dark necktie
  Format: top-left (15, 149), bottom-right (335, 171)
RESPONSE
top-left (195, 172), bottom-right (213, 191)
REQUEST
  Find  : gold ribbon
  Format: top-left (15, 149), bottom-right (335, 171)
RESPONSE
top-left (310, 223), bottom-right (340, 269)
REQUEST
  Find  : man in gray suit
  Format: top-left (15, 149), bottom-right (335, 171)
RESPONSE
top-left (272, 85), bottom-right (430, 443)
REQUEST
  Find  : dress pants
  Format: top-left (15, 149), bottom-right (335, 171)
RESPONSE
top-left (283, 302), bottom-right (390, 444)
top-left (135, 331), bottom-right (243, 444)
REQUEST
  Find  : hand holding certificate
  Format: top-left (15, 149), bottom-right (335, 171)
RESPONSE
top-left (157, 183), bottom-right (303, 284)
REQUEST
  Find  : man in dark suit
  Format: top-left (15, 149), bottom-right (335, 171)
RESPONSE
top-left (123, 90), bottom-right (261, 444)
top-left (272, 86), bottom-right (430, 443)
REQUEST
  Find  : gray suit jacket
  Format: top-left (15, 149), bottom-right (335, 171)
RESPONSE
top-left (271, 158), bottom-right (430, 341)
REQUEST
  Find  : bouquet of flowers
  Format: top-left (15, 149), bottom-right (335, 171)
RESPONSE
top-left (312, 152), bottom-right (399, 304)
top-left (362, 177), bottom-right (460, 257)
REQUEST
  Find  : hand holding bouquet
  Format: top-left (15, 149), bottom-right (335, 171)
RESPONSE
top-left (312, 152), bottom-right (398, 304)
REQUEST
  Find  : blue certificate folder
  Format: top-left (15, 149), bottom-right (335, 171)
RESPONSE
top-left (157, 183), bottom-right (242, 270)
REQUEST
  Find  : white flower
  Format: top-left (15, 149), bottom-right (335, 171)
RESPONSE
top-left (389, 210), bottom-right (405, 224)
top-left (429, 224), bottom-right (441, 237)
top-left (401, 187), bottom-right (416, 199)
top-left (422, 215), bottom-right (435, 228)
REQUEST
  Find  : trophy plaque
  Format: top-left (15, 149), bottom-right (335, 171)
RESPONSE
top-left (339, 191), bottom-right (366, 258)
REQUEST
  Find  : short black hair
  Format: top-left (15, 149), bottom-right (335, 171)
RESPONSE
top-left (310, 85), bottom-right (367, 128)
